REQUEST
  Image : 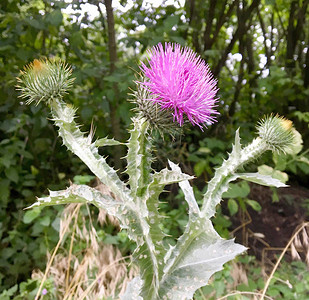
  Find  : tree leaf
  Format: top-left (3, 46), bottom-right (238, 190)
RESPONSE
top-left (46, 10), bottom-right (63, 26)
top-left (5, 167), bottom-right (18, 183)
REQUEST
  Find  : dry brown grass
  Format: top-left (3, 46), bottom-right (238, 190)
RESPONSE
top-left (260, 222), bottom-right (309, 299)
top-left (290, 223), bottom-right (309, 265)
top-left (200, 222), bottom-right (309, 300)
top-left (33, 198), bottom-right (137, 300)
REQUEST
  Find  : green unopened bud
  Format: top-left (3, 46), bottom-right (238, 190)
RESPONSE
top-left (130, 78), bottom-right (185, 137)
top-left (16, 58), bottom-right (74, 105)
top-left (257, 114), bottom-right (295, 153)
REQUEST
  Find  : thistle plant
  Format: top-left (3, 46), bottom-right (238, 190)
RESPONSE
top-left (17, 44), bottom-right (296, 300)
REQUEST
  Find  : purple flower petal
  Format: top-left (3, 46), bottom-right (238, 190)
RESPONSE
top-left (140, 43), bottom-right (219, 129)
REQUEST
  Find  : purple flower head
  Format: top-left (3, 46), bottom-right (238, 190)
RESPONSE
top-left (140, 43), bottom-right (219, 129)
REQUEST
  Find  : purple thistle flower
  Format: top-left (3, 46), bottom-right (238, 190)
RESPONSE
top-left (140, 43), bottom-right (219, 129)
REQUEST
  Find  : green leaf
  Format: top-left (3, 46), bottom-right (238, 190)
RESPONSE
top-left (0, 284), bottom-right (18, 297)
top-left (246, 199), bottom-right (262, 211)
top-left (272, 188), bottom-right (280, 202)
top-left (159, 218), bottom-right (246, 300)
top-left (73, 175), bottom-right (95, 184)
top-left (231, 129), bottom-right (241, 159)
top-left (52, 217), bottom-right (61, 232)
top-left (5, 167), bottom-right (19, 183)
top-left (126, 116), bottom-right (152, 197)
top-left (286, 128), bottom-right (303, 155)
top-left (39, 215), bottom-right (51, 226)
top-left (120, 277), bottom-right (143, 300)
top-left (273, 152), bottom-right (287, 171)
top-left (237, 172), bottom-right (288, 187)
top-left (0, 179), bottom-right (10, 203)
top-left (169, 160), bottom-right (199, 215)
top-left (1, 248), bottom-right (15, 259)
top-left (26, 18), bottom-right (45, 29)
top-left (297, 159), bottom-right (309, 174)
top-left (52, 101), bottom-right (130, 202)
top-left (80, 106), bottom-right (93, 120)
top-left (228, 199), bottom-right (239, 216)
top-left (103, 235), bottom-right (119, 245)
top-left (298, 156), bottom-right (309, 166)
top-left (137, 163), bottom-right (194, 298)
top-left (163, 15), bottom-right (179, 31)
top-left (23, 208), bottom-right (41, 224)
top-left (257, 165), bottom-right (289, 184)
top-left (194, 160), bottom-right (207, 177)
top-left (223, 182), bottom-right (250, 198)
top-left (70, 31), bottom-right (83, 47)
top-left (95, 137), bottom-right (123, 147)
top-left (46, 10), bottom-right (63, 26)
top-left (27, 184), bottom-right (120, 213)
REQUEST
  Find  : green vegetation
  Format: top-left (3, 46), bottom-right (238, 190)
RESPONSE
top-left (1, 0), bottom-right (308, 299)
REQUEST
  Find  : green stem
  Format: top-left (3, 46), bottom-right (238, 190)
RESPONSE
top-left (49, 99), bottom-right (130, 202)
top-left (201, 137), bottom-right (268, 218)
top-left (285, 147), bottom-right (309, 166)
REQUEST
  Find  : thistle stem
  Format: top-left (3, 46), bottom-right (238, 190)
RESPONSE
top-left (201, 137), bottom-right (268, 218)
top-left (49, 99), bottom-right (130, 202)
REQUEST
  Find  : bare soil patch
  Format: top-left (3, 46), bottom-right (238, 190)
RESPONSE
top-left (231, 183), bottom-right (309, 263)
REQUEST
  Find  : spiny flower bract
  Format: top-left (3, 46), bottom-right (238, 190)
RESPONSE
top-left (17, 58), bottom-right (74, 105)
top-left (140, 43), bottom-right (219, 129)
top-left (130, 76), bottom-right (184, 137)
top-left (257, 114), bottom-right (296, 153)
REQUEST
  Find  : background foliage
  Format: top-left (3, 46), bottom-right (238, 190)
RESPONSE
top-left (0, 0), bottom-right (308, 297)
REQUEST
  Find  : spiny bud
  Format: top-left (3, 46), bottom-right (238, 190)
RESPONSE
top-left (257, 114), bottom-right (295, 153)
top-left (16, 58), bottom-right (74, 105)
top-left (130, 77), bottom-right (184, 137)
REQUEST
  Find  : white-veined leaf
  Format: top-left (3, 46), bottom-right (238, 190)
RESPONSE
top-left (237, 172), bottom-right (288, 187)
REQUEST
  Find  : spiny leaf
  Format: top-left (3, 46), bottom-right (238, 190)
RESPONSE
top-left (159, 218), bottom-right (246, 300)
top-left (236, 172), bottom-right (288, 187)
top-left (50, 101), bottom-right (131, 203)
top-left (201, 173), bottom-right (238, 219)
top-left (120, 277), bottom-right (143, 300)
top-left (136, 164), bottom-right (194, 298)
top-left (133, 242), bottom-right (159, 299)
top-left (152, 167), bottom-right (194, 187)
top-left (95, 136), bottom-right (123, 147)
top-left (229, 128), bottom-right (241, 162)
top-left (168, 160), bottom-right (199, 216)
top-left (27, 184), bottom-right (120, 213)
top-left (27, 184), bottom-right (148, 251)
